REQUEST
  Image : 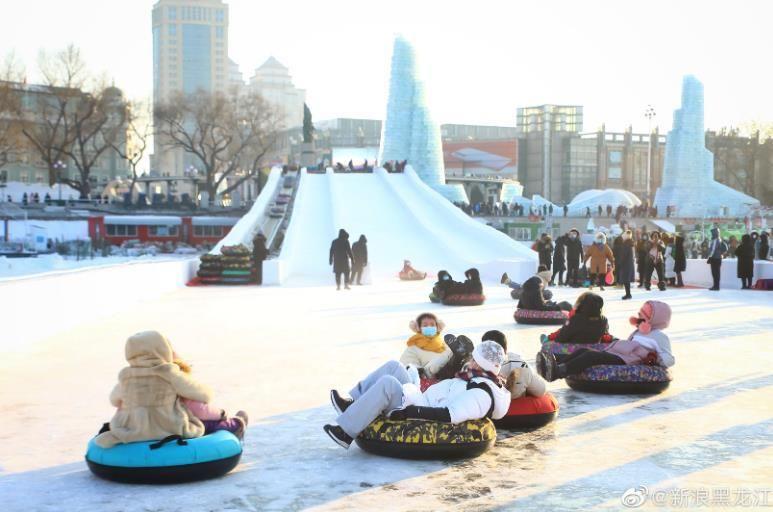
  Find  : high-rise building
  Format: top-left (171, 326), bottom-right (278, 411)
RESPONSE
top-left (151, 0), bottom-right (230, 174)
top-left (249, 57), bottom-right (305, 130)
top-left (516, 105), bottom-right (583, 202)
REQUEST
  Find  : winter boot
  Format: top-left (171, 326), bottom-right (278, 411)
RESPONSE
top-left (622, 294), bottom-right (632, 300)
top-left (330, 390), bottom-right (353, 415)
top-left (658, 281), bottom-right (666, 291)
top-left (444, 334), bottom-right (474, 359)
top-left (535, 351), bottom-right (549, 379)
top-left (233, 410), bottom-right (249, 440)
top-left (676, 274), bottom-right (684, 287)
top-left (323, 424), bottom-right (352, 449)
top-left (543, 352), bottom-right (559, 382)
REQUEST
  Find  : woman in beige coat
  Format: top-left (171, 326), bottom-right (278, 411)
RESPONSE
top-left (96, 331), bottom-right (215, 448)
top-left (584, 232), bottom-right (615, 290)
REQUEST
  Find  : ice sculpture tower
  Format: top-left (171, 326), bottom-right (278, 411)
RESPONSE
top-left (654, 76), bottom-right (759, 217)
top-left (379, 36), bottom-right (468, 203)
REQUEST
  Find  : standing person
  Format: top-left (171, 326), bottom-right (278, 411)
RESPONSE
top-left (617, 230), bottom-right (636, 300)
top-left (735, 234), bottom-right (755, 289)
top-left (351, 235), bottom-right (368, 286)
top-left (329, 229), bottom-right (354, 290)
top-left (563, 204), bottom-right (568, 217)
top-left (550, 235), bottom-right (566, 286)
top-left (252, 233), bottom-right (268, 285)
top-left (612, 234), bottom-right (624, 285)
top-left (537, 234), bottom-right (553, 271)
top-left (584, 232), bottom-right (615, 291)
top-left (635, 231), bottom-right (648, 288)
top-left (750, 231), bottom-right (760, 259)
top-left (645, 232), bottom-right (667, 291)
top-left (759, 231), bottom-right (770, 261)
top-left (706, 227), bottom-right (728, 291)
top-left (663, 234), bottom-right (677, 286)
top-left (673, 235), bottom-right (687, 287)
top-left (565, 229), bottom-right (583, 287)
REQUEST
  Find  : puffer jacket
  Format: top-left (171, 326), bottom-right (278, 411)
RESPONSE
top-left (584, 243), bottom-right (614, 274)
top-left (407, 376), bottom-right (511, 423)
top-left (517, 276), bottom-right (562, 311)
top-left (461, 268), bottom-right (483, 295)
top-left (96, 331), bottom-right (212, 448)
top-left (501, 352), bottom-right (547, 399)
top-left (400, 346), bottom-right (452, 377)
top-left (603, 329), bottom-right (674, 367)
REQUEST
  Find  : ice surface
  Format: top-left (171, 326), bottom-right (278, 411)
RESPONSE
top-left (654, 76), bottom-right (760, 217)
top-left (0, 277), bottom-right (771, 511)
top-left (276, 166), bottom-right (537, 284)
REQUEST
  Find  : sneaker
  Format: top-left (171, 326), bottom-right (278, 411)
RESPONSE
top-left (500, 272), bottom-right (510, 285)
top-left (324, 424), bottom-right (352, 449)
top-left (622, 294), bottom-right (632, 300)
top-left (330, 389), bottom-right (353, 415)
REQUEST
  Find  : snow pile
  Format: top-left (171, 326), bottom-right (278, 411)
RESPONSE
top-left (568, 189), bottom-right (642, 215)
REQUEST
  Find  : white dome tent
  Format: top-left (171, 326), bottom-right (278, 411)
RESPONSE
top-left (567, 189), bottom-right (642, 216)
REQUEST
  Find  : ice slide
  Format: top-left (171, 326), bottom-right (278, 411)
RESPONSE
top-left (270, 166), bottom-right (537, 285)
top-left (211, 167), bottom-right (284, 254)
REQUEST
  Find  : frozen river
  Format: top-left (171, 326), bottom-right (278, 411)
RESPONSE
top-left (1, 277), bottom-right (771, 511)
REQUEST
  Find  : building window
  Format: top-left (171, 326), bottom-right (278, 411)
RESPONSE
top-left (149, 225), bottom-right (179, 237)
top-left (106, 225), bottom-right (138, 237)
top-left (508, 227), bottom-right (532, 241)
top-left (168, 24), bottom-right (177, 36)
top-left (608, 166), bottom-right (622, 180)
top-left (215, 9), bottom-right (224, 22)
top-left (168, 6), bottom-right (176, 20)
top-left (215, 26), bottom-right (224, 38)
top-left (609, 150), bottom-right (622, 164)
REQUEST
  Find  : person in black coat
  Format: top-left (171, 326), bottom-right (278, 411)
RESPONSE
top-left (461, 268), bottom-right (483, 295)
top-left (565, 229), bottom-right (583, 286)
top-left (433, 270), bottom-right (460, 300)
top-left (673, 235), bottom-right (687, 287)
top-left (612, 235), bottom-right (623, 284)
top-left (616, 230), bottom-right (636, 299)
top-left (517, 276), bottom-right (571, 312)
top-left (760, 232), bottom-right (770, 261)
top-left (351, 235), bottom-right (368, 285)
top-left (549, 292), bottom-right (609, 345)
top-left (329, 229), bottom-right (354, 290)
top-left (735, 234), bottom-right (755, 289)
top-left (550, 235), bottom-right (567, 285)
top-left (252, 233), bottom-right (268, 285)
top-left (635, 232), bottom-right (649, 288)
top-left (535, 234), bottom-right (553, 270)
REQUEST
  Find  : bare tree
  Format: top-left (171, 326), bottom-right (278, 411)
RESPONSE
top-left (0, 52), bottom-right (25, 172)
top-left (21, 45), bottom-right (128, 198)
top-left (154, 90), bottom-right (281, 204)
top-left (110, 99), bottom-right (151, 202)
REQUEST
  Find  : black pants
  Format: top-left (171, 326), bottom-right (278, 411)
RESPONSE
top-left (254, 258), bottom-right (264, 285)
top-left (624, 282), bottom-right (631, 296)
top-left (709, 258), bottom-right (721, 289)
top-left (563, 349), bottom-right (626, 375)
top-left (741, 277), bottom-right (753, 288)
top-left (351, 265), bottom-right (364, 285)
top-left (551, 269), bottom-right (564, 285)
top-left (567, 264), bottom-right (579, 285)
top-left (645, 260), bottom-right (664, 289)
top-left (335, 270), bottom-right (350, 288)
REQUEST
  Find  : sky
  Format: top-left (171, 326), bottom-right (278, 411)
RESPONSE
top-left (1, 0), bottom-right (772, 135)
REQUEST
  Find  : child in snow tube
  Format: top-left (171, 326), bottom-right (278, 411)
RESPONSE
top-left (399, 260), bottom-right (427, 281)
top-left (513, 276), bottom-right (571, 324)
top-left (544, 292), bottom-right (612, 345)
top-left (323, 342), bottom-right (510, 459)
top-left (443, 268), bottom-right (485, 305)
top-left (430, 270), bottom-right (457, 302)
top-left (481, 330), bottom-right (557, 429)
top-left (87, 331), bottom-right (248, 483)
top-left (399, 313), bottom-right (452, 378)
top-left (537, 301), bottom-right (674, 394)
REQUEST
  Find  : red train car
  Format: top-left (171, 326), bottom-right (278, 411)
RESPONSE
top-left (88, 215), bottom-right (239, 246)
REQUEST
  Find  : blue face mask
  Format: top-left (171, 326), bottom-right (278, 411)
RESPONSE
top-left (421, 326), bottom-right (437, 337)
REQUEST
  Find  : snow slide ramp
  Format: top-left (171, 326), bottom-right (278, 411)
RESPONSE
top-left (268, 167), bottom-right (536, 285)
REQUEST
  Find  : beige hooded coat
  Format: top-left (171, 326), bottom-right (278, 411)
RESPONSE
top-left (95, 331), bottom-right (212, 448)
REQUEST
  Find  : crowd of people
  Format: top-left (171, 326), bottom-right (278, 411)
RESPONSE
top-left (455, 200), bottom-right (676, 221)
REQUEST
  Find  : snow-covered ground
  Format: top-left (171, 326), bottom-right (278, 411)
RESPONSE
top-left (1, 275), bottom-right (771, 511)
top-left (0, 253), bottom-right (195, 280)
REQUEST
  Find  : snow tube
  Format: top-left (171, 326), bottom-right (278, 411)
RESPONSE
top-left (85, 431), bottom-right (242, 484)
top-left (514, 309), bottom-right (569, 325)
top-left (399, 271), bottom-right (427, 281)
top-left (442, 293), bottom-right (485, 306)
top-left (494, 393), bottom-right (559, 430)
top-left (566, 365), bottom-right (672, 395)
top-left (355, 417), bottom-right (496, 460)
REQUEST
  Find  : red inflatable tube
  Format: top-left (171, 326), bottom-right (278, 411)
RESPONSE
top-left (494, 393), bottom-right (559, 429)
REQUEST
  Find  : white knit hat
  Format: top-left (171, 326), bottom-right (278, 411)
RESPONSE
top-left (472, 340), bottom-right (506, 374)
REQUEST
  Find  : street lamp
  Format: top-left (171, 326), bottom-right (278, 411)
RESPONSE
top-left (644, 105), bottom-right (656, 203)
top-left (53, 160), bottom-right (67, 202)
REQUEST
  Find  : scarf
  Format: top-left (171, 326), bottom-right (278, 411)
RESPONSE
top-left (406, 333), bottom-right (446, 353)
top-left (455, 368), bottom-right (505, 388)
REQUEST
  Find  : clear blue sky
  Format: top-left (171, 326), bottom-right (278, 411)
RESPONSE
top-left (2, 0), bottom-right (771, 134)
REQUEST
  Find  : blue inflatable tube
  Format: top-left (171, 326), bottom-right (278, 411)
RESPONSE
top-left (85, 431), bottom-right (242, 484)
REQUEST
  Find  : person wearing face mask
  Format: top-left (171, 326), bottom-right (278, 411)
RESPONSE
top-left (584, 232), bottom-right (615, 291)
top-left (617, 230), bottom-right (636, 299)
top-left (398, 313), bottom-right (453, 377)
top-left (431, 270), bottom-right (460, 302)
top-left (565, 229), bottom-right (583, 287)
top-left (644, 232), bottom-right (666, 291)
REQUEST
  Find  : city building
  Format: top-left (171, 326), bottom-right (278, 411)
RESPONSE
top-left (516, 104), bottom-right (583, 203)
top-left (0, 81), bottom-right (128, 188)
top-left (151, 0), bottom-right (230, 175)
top-left (249, 57), bottom-right (306, 130)
top-left (440, 124), bottom-right (517, 142)
top-left (706, 130), bottom-right (773, 206)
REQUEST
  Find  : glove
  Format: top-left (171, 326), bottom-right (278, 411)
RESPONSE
top-left (388, 405), bottom-right (452, 422)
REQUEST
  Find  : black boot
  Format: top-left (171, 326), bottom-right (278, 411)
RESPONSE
top-left (330, 390), bottom-right (353, 414)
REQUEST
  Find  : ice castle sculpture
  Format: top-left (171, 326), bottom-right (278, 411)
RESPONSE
top-left (654, 75), bottom-right (759, 218)
top-left (379, 36), bottom-right (468, 203)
